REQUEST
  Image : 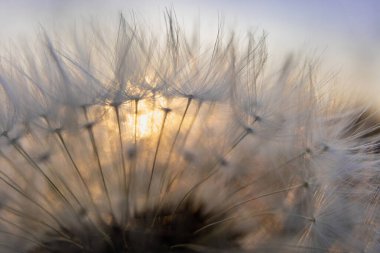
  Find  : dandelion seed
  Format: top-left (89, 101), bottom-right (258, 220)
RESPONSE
top-left (0, 11), bottom-right (378, 253)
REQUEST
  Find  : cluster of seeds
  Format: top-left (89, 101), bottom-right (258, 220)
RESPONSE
top-left (0, 13), bottom-right (378, 253)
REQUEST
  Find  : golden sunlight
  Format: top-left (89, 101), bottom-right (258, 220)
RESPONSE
top-left (127, 99), bottom-right (166, 140)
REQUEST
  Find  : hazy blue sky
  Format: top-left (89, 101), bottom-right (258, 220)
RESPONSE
top-left (0, 0), bottom-right (379, 97)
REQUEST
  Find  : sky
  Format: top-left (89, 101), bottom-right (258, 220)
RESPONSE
top-left (0, 0), bottom-right (379, 101)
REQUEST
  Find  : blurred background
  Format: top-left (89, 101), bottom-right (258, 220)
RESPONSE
top-left (0, 0), bottom-right (379, 104)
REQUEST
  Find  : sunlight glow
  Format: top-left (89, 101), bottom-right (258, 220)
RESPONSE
top-left (127, 98), bottom-right (167, 140)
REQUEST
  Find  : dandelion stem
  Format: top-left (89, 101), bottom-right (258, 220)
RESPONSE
top-left (113, 104), bottom-right (128, 220)
top-left (180, 100), bottom-right (202, 148)
top-left (134, 99), bottom-right (139, 145)
top-left (194, 211), bottom-right (276, 234)
top-left (0, 150), bottom-right (55, 208)
top-left (4, 206), bottom-right (73, 244)
top-left (160, 96), bottom-right (192, 191)
top-left (0, 230), bottom-right (44, 249)
top-left (210, 183), bottom-right (307, 221)
top-left (0, 171), bottom-right (67, 236)
top-left (43, 116), bottom-right (105, 226)
top-left (0, 216), bottom-right (47, 247)
top-left (7, 138), bottom-right (81, 220)
top-left (82, 106), bottom-right (115, 220)
top-left (128, 99), bottom-right (139, 212)
top-left (164, 100), bottom-right (204, 193)
top-left (173, 127), bottom-right (252, 213)
top-left (147, 108), bottom-right (170, 196)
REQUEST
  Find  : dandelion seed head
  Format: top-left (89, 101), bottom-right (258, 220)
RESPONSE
top-left (0, 10), bottom-right (378, 253)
